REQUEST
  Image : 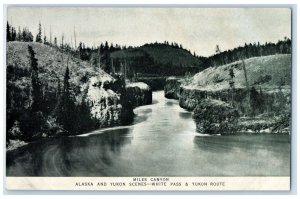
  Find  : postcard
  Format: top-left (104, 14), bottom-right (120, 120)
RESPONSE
top-left (5, 6), bottom-right (292, 191)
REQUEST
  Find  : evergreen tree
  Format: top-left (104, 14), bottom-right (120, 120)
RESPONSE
top-left (102, 41), bottom-right (111, 73)
top-left (229, 67), bottom-right (235, 106)
top-left (215, 45), bottom-right (221, 54)
top-left (17, 26), bottom-right (22, 41)
top-left (18, 45), bottom-right (45, 140)
top-left (76, 87), bottom-right (97, 132)
top-left (54, 37), bottom-right (57, 47)
top-left (7, 21), bottom-right (11, 41)
top-left (28, 45), bottom-right (42, 112)
top-left (22, 28), bottom-right (33, 42)
top-left (36, 22), bottom-right (42, 43)
top-left (57, 66), bottom-right (77, 134)
top-left (22, 28), bottom-right (26, 41)
top-left (78, 42), bottom-right (83, 59)
top-left (11, 27), bottom-right (17, 41)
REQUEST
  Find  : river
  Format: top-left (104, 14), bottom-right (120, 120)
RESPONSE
top-left (6, 91), bottom-right (290, 177)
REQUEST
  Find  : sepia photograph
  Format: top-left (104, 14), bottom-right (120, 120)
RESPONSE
top-left (4, 6), bottom-right (292, 191)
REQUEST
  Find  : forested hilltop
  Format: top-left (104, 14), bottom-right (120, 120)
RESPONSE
top-left (203, 38), bottom-right (291, 67)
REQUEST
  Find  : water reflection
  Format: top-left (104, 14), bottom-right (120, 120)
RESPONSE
top-left (193, 135), bottom-right (235, 153)
top-left (7, 128), bottom-right (133, 176)
top-left (152, 99), bottom-right (159, 105)
top-left (6, 91), bottom-right (290, 177)
top-left (193, 134), bottom-right (290, 176)
top-left (165, 101), bottom-right (175, 106)
top-left (179, 111), bottom-right (192, 119)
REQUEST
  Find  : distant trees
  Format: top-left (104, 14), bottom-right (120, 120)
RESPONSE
top-left (102, 41), bottom-right (111, 73)
top-left (20, 28), bottom-right (33, 42)
top-left (215, 45), bottom-right (221, 54)
top-left (6, 22), bottom-right (17, 42)
top-left (7, 22), bottom-right (11, 41)
top-left (77, 41), bottom-right (123, 74)
top-left (204, 38), bottom-right (291, 68)
top-left (6, 22), bottom-right (33, 42)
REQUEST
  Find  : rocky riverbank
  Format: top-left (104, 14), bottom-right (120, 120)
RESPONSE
top-left (164, 55), bottom-right (291, 135)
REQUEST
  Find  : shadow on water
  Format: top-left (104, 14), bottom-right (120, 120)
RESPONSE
top-left (193, 134), bottom-right (290, 153)
top-left (7, 128), bottom-right (133, 176)
top-left (165, 101), bottom-right (176, 106)
top-left (133, 108), bottom-right (152, 125)
top-left (179, 111), bottom-right (192, 119)
top-left (152, 99), bottom-right (159, 105)
top-left (193, 135), bottom-right (235, 153)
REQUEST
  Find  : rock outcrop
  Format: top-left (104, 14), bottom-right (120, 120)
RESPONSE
top-left (179, 86), bottom-right (290, 116)
top-left (126, 82), bottom-right (152, 108)
top-left (192, 99), bottom-right (239, 134)
top-left (85, 79), bottom-right (153, 128)
top-left (164, 77), bottom-right (182, 99)
top-left (85, 76), bottom-right (132, 127)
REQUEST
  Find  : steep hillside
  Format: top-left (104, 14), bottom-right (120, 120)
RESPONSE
top-left (6, 42), bottom-right (134, 141)
top-left (179, 54), bottom-right (291, 113)
top-left (6, 41), bottom-right (115, 106)
top-left (7, 42), bottom-right (107, 95)
top-left (186, 54), bottom-right (291, 91)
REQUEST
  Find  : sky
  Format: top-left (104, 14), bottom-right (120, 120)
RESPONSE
top-left (7, 7), bottom-right (291, 57)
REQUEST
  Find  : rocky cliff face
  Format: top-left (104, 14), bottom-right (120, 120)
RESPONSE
top-left (126, 82), bottom-right (152, 108)
top-left (85, 76), bottom-right (130, 127)
top-left (179, 86), bottom-right (290, 134)
top-left (137, 77), bottom-right (166, 91)
top-left (179, 86), bottom-right (290, 116)
top-left (192, 99), bottom-right (239, 134)
top-left (85, 78), bottom-right (153, 128)
top-left (164, 77), bottom-right (182, 99)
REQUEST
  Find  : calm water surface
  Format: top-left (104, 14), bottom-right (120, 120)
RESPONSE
top-left (7, 91), bottom-right (290, 176)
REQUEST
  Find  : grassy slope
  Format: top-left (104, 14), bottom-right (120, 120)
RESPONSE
top-left (185, 54), bottom-right (291, 91)
top-left (7, 41), bottom-right (114, 103)
top-left (111, 44), bottom-right (202, 68)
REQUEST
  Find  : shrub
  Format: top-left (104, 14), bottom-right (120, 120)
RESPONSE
top-left (8, 120), bottom-right (22, 139)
